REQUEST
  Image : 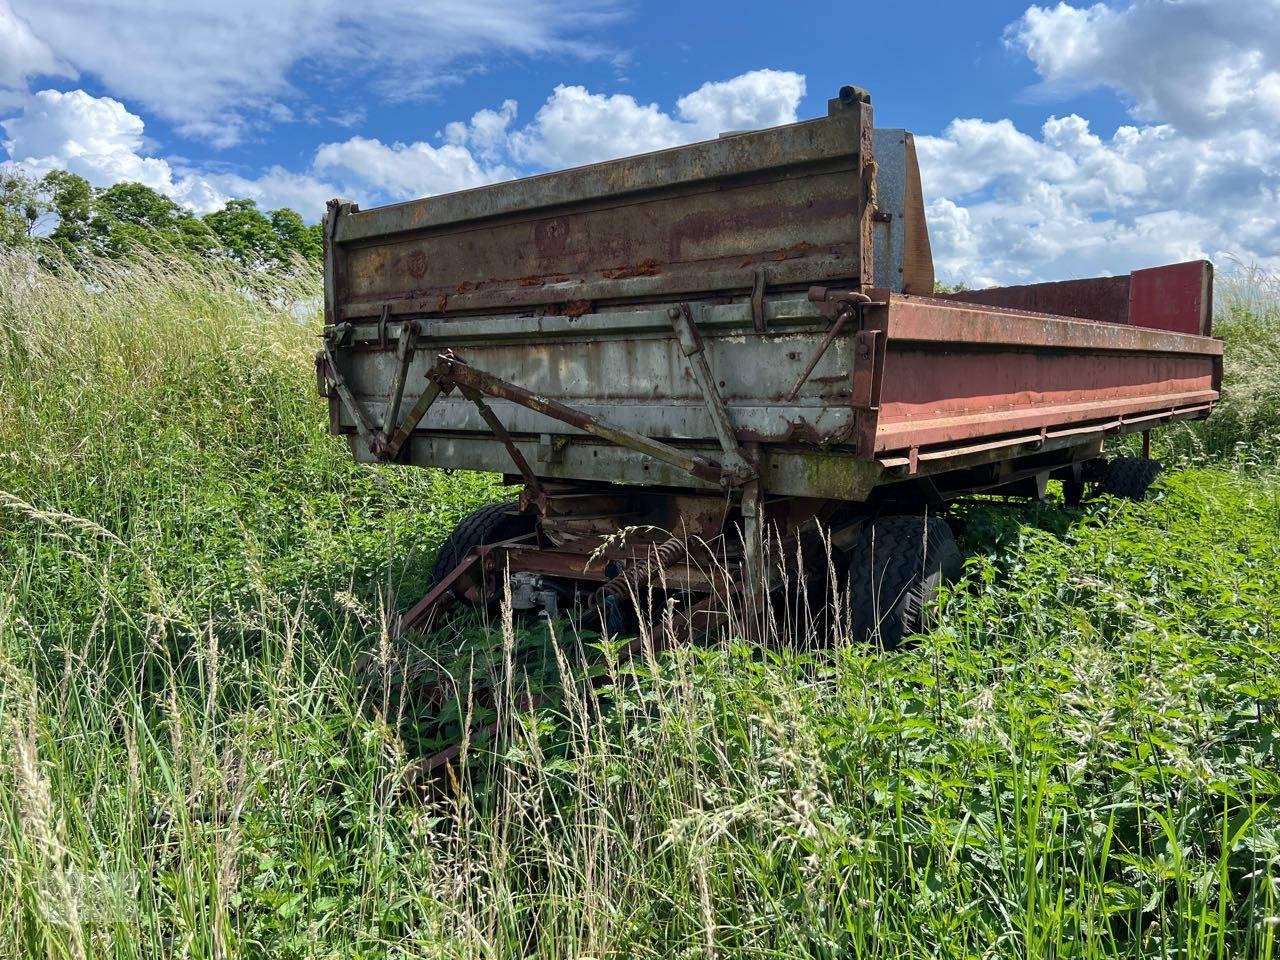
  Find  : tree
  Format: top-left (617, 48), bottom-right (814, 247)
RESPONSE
top-left (268, 207), bottom-right (323, 263)
top-left (0, 170), bottom-right (50, 248)
top-left (86, 181), bottom-right (217, 259)
top-left (203, 198), bottom-right (281, 268)
top-left (0, 164), bottom-right (322, 271)
top-left (44, 171), bottom-right (95, 259)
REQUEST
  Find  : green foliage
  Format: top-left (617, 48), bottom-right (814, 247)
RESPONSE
top-left (88, 181), bottom-right (217, 258)
top-left (0, 168), bottom-right (53, 245)
top-left (0, 167), bottom-right (323, 269)
top-left (0, 252), bottom-right (1277, 958)
top-left (203, 198), bottom-right (321, 269)
top-left (269, 207), bottom-right (324, 263)
top-left (1162, 265), bottom-right (1280, 465)
top-left (44, 169), bottom-right (95, 256)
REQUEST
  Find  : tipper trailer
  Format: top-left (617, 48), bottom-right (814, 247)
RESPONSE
top-left (318, 85), bottom-right (1221, 774)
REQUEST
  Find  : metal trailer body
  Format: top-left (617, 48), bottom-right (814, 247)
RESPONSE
top-left (318, 85), bottom-right (1222, 638)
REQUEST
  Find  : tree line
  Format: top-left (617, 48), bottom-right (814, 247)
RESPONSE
top-left (0, 168), bottom-right (323, 270)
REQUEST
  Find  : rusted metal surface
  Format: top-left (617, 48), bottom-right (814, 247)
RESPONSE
top-left (429, 354), bottom-right (739, 487)
top-left (1129, 260), bottom-right (1214, 336)
top-left (935, 274), bottom-right (1132, 324)
top-left (668, 303), bottom-right (756, 481)
top-left (785, 287), bottom-right (870, 401)
top-left (935, 260), bottom-right (1214, 337)
top-left (328, 100), bottom-right (874, 323)
top-left (456, 383), bottom-right (547, 511)
top-left (859, 293), bottom-right (1222, 459)
top-left (323, 88), bottom-right (1221, 507)
top-left (335, 87), bottom-right (1227, 798)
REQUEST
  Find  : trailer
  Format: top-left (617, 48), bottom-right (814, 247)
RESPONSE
top-left (318, 84), bottom-right (1221, 697)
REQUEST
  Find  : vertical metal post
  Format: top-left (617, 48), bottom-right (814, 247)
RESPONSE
top-left (740, 442), bottom-right (764, 606)
top-left (1142, 428), bottom-right (1152, 460)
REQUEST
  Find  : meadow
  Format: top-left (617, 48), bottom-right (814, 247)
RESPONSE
top-left (1, 252), bottom-right (1277, 958)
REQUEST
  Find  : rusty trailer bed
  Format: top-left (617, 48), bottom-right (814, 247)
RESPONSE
top-left (319, 84), bottom-right (1223, 784)
top-left (321, 284), bottom-right (1219, 502)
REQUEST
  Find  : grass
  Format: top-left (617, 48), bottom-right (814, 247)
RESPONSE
top-left (0, 251), bottom-right (1278, 958)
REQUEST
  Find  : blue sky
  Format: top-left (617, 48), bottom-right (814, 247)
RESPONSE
top-left (2, 0), bottom-right (1277, 284)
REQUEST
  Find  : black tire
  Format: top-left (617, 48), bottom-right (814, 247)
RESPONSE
top-left (1095, 456), bottom-right (1162, 501)
top-left (430, 502), bottom-right (535, 596)
top-left (848, 515), bottom-right (963, 651)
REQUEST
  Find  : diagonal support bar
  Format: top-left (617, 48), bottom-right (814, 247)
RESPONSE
top-left (433, 354), bottom-right (735, 487)
top-left (668, 303), bottom-right (756, 483)
top-left (322, 342), bottom-right (381, 455)
top-left (381, 379), bottom-right (444, 460)
top-left (380, 321), bottom-right (420, 442)
top-left (457, 384), bottom-right (548, 511)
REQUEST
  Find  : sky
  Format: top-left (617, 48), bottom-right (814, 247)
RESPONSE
top-left (1, 0), bottom-right (1277, 286)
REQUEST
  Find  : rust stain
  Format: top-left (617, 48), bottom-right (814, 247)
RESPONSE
top-left (770, 241), bottom-right (816, 262)
top-left (456, 280), bottom-right (474, 293)
top-left (564, 299), bottom-right (593, 318)
top-left (519, 276), bottom-right (546, 287)
top-left (603, 257), bottom-right (662, 280)
top-left (533, 217), bottom-right (569, 258)
top-left (407, 250), bottom-right (427, 278)
top-left (436, 295), bottom-right (448, 311)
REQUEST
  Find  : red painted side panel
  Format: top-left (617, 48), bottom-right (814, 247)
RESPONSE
top-left (933, 274), bottom-right (1131, 324)
top-left (864, 295), bottom-right (1223, 457)
top-left (1128, 260), bottom-right (1214, 336)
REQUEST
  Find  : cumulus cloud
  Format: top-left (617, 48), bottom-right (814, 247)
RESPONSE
top-left (912, 0), bottom-right (1280, 285)
top-left (1008, 0), bottom-right (1280, 136)
top-left (443, 100), bottom-right (518, 163)
top-left (2, 89), bottom-right (176, 191)
top-left (916, 113), bottom-right (1280, 285)
top-left (313, 136), bottom-right (513, 199)
top-left (675, 69), bottom-right (806, 134)
top-left (0, 88), bottom-right (341, 216)
top-left (0, 70), bottom-right (805, 222)
top-left (6, 6), bottom-right (1271, 290)
top-left (509, 69), bottom-right (805, 168)
top-left (5, 0), bottom-right (621, 145)
top-left (509, 86), bottom-right (687, 168)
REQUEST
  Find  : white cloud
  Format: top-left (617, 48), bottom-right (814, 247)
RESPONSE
top-left (0, 0), bottom-right (73, 90)
top-left (509, 85), bottom-right (687, 168)
top-left (509, 69), bottom-right (805, 168)
top-left (0, 69), bottom-right (807, 226)
top-left (917, 113), bottom-right (1280, 285)
top-left (313, 135), bottom-right (513, 199)
top-left (912, 0), bottom-right (1280, 285)
top-left (676, 69), bottom-right (806, 134)
top-left (7, 25), bottom-right (1268, 291)
top-left (443, 99), bottom-right (518, 162)
top-left (2, 89), bottom-right (176, 192)
top-left (6, 0), bottom-right (621, 145)
top-left (1008, 0), bottom-right (1280, 137)
top-left (0, 88), bottom-right (341, 216)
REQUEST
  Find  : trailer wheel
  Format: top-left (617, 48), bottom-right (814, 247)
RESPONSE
top-left (1095, 456), bottom-right (1163, 501)
top-left (429, 503), bottom-right (535, 598)
top-left (848, 515), bottom-right (962, 651)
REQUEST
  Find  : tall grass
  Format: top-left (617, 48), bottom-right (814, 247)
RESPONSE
top-left (1, 252), bottom-right (1278, 958)
top-left (1162, 264), bottom-right (1280, 465)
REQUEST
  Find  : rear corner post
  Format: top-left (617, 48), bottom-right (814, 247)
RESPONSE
top-left (740, 442), bottom-right (765, 608)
